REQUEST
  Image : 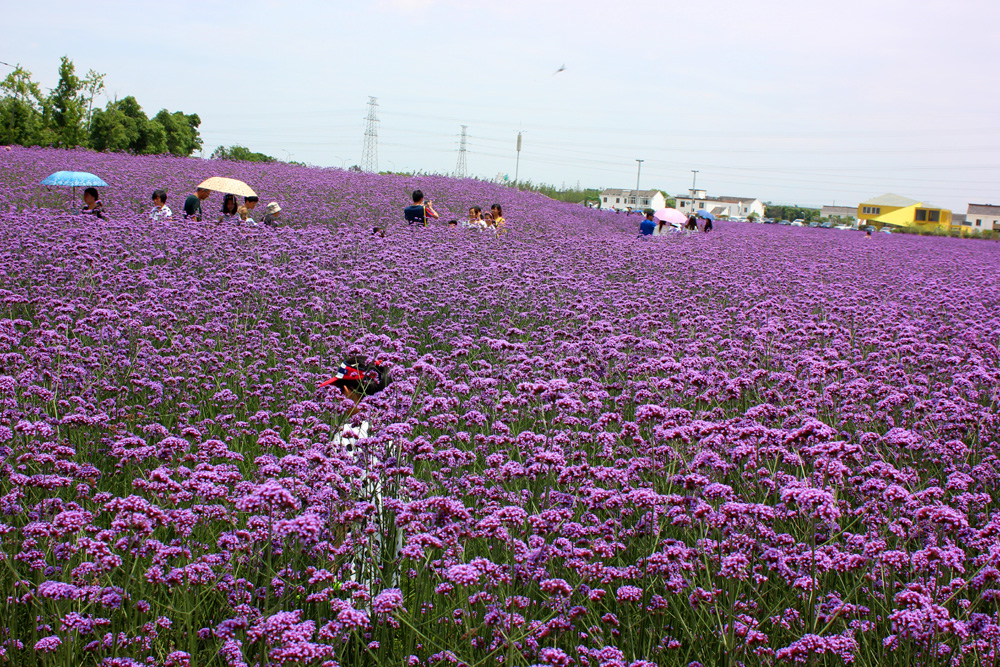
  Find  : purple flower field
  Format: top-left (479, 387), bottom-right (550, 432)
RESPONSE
top-left (2, 146), bottom-right (1000, 666)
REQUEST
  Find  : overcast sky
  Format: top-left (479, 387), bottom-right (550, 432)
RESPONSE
top-left (7, 0), bottom-right (1000, 210)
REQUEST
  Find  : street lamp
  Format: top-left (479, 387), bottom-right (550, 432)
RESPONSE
top-left (333, 155), bottom-right (347, 169)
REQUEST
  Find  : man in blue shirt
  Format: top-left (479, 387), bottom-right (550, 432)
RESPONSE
top-left (639, 211), bottom-right (657, 236)
top-left (404, 189), bottom-right (439, 227)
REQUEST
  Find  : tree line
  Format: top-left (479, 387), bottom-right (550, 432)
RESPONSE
top-left (763, 203), bottom-right (821, 221)
top-left (1, 56), bottom-right (201, 156)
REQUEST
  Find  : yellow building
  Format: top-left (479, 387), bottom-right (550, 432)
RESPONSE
top-left (856, 194), bottom-right (951, 231)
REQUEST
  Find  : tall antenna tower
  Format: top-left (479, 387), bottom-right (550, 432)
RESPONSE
top-left (361, 96), bottom-right (379, 172)
top-left (455, 125), bottom-right (468, 178)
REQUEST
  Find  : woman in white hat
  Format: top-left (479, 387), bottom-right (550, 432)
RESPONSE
top-left (262, 201), bottom-right (282, 227)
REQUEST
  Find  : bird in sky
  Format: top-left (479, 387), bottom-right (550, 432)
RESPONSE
top-left (553, 64), bottom-right (566, 75)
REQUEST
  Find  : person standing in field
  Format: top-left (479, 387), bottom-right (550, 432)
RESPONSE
top-left (238, 195), bottom-right (259, 224)
top-left (183, 187), bottom-right (211, 221)
top-left (491, 203), bottom-right (506, 236)
top-left (404, 190), bottom-right (439, 228)
top-left (639, 211), bottom-right (656, 236)
top-left (149, 190), bottom-right (172, 222)
top-left (219, 194), bottom-right (239, 224)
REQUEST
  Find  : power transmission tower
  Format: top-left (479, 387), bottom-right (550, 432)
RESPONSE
top-left (361, 96), bottom-right (379, 173)
top-left (514, 131), bottom-right (523, 184)
top-left (455, 125), bottom-right (468, 178)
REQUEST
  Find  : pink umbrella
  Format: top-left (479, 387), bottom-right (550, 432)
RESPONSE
top-left (653, 208), bottom-right (687, 227)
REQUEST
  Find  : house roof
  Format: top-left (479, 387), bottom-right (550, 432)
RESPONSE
top-left (860, 193), bottom-right (919, 207)
top-left (675, 194), bottom-right (758, 204)
top-left (600, 189), bottom-right (662, 197)
top-left (821, 205), bottom-right (857, 216)
top-left (713, 196), bottom-right (760, 204)
top-left (967, 203), bottom-right (1000, 215)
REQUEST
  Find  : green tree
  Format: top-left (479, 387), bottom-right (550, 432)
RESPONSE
top-left (211, 144), bottom-right (277, 163)
top-left (81, 69), bottom-right (106, 132)
top-left (89, 96), bottom-right (167, 154)
top-left (153, 109), bottom-right (202, 156)
top-left (44, 56), bottom-right (87, 147)
top-left (0, 64), bottom-right (45, 146)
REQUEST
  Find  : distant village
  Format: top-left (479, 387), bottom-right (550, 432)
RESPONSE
top-left (597, 187), bottom-right (999, 234)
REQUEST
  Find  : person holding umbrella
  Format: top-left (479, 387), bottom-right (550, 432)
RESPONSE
top-left (81, 187), bottom-right (104, 219)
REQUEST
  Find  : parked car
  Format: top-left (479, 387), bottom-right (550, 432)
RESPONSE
top-left (820, 222), bottom-right (834, 229)
top-left (763, 218), bottom-right (777, 224)
top-left (863, 225), bottom-right (876, 233)
top-left (792, 218), bottom-right (805, 225)
top-left (791, 221), bottom-right (805, 227)
top-left (808, 221), bottom-right (820, 228)
top-left (880, 228), bottom-right (892, 234)
top-left (835, 224), bottom-right (853, 230)
top-left (778, 220), bottom-right (791, 226)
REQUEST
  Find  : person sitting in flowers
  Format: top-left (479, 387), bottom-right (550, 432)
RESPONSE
top-left (319, 357), bottom-right (398, 585)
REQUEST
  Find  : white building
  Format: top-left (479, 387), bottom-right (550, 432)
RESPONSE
top-left (820, 205), bottom-right (857, 221)
top-left (673, 189), bottom-right (765, 219)
top-left (599, 189), bottom-right (666, 211)
top-left (966, 204), bottom-right (1000, 231)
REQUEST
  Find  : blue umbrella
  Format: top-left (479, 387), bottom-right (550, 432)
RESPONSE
top-left (40, 171), bottom-right (108, 187)
top-left (695, 209), bottom-right (715, 221)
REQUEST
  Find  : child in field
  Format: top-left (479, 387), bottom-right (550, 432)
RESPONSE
top-left (238, 195), bottom-right (258, 225)
top-left (219, 194), bottom-right (239, 223)
top-left (466, 206), bottom-right (485, 229)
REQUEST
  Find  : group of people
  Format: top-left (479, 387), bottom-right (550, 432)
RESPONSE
top-left (458, 203), bottom-right (506, 234)
top-left (639, 211), bottom-right (712, 237)
top-left (177, 187), bottom-right (282, 226)
top-left (400, 190), bottom-right (507, 236)
top-left (78, 186), bottom-right (283, 227)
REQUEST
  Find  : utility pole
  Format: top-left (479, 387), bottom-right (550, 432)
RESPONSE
top-left (691, 169), bottom-right (699, 192)
top-left (514, 131), bottom-right (522, 184)
top-left (361, 96), bottom-right (379, 173)
top-left (635, 159), bottom-right (644, 203)
top-left (455, 125), bottom-right (468, 178)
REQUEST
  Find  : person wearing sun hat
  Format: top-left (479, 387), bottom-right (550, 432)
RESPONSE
top-left (262, 201), bottom-right (282, 227)
top-left (319, 356), bottom-right (397, 587)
